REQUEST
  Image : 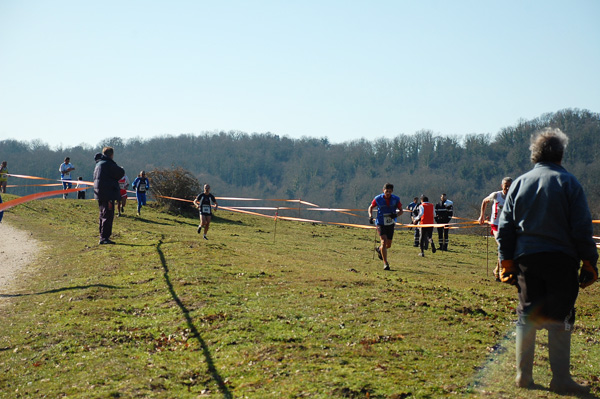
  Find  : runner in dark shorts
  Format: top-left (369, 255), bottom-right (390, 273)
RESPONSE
top-left (193, 184), bottom-right (218, 240)
top-left (377, 224), bottom-right (395, 241)
top-left (368, 183), bottom-right (403, 270)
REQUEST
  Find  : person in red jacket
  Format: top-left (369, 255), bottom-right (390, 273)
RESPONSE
top-left (414, 195), bottom-right (437, 257)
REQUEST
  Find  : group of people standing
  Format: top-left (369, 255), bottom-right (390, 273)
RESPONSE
top-left (408, 194), bottom-right (454, 255)
top-left (367, 128), bottom-right (598, 394)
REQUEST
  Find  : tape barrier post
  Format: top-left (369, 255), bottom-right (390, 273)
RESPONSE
top-left (373, 227), bottom-right (378, 260)
top-left (273, 208), bottom-right (279, 244)
top-left (486, 225), bottom-right (489, 276)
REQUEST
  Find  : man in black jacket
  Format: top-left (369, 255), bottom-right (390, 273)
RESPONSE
top-left (434, 193), bottom-right (453, 251)
top-left (94, 147), bottom-right (125, 244)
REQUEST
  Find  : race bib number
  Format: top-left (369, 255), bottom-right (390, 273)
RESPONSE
top-left (202, 205), bottom-right (211, 214)
top-left (138, 186), bottom-right (146, 192)
top-left (383, 214), bottom-right (395, 226)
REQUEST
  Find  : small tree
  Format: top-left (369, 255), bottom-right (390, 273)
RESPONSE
top-left (148, 167), bottom-right (200, 214)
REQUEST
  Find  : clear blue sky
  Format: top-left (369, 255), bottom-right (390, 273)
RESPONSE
top-left (1, 0), bottom-right (599, 148)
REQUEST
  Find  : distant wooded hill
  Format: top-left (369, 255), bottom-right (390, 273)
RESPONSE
top-left (2, 108), bottom-right (599, 221)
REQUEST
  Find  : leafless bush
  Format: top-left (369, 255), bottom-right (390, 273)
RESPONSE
top-left (148, 167), bottom-right (200, 214)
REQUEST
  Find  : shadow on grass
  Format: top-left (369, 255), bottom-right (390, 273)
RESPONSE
top-left (156, 236), bottom-right (232, 399)
top-left (212, 215), bottom-right (247, 226)
top-left (0, 283), bottom-right (121, 298)
top-left (114, 242), bottom-right (158, 248)
top-left (131, 217), bottom-right (172, 226)
top-left (178, 215), bottom-right (246, 230)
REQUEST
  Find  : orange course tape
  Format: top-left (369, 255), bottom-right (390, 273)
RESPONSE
top-left (0, 187), bottom-right (87, 212)
top-left (156, 195), bottom-right (193, 203)
top-left (6, 174), bottom-right (55, 181)
top-left (224, 206), bottom-right (294, 211)
top-left (219, 206), bottom-right (275, 219)
top-left (6, 172), bottom-right (597, 235)
top-left (215, 197), bottom-right (262, 201)
top-left (407, 223), bottom-right (453, 228)
top-left (330, 222), bottom-right (376, 229)
top-left (307, 207), bottom-right (364, 212)
top-left (7, 174), bottom-right (94, 187)
top-left (7, 184), bottom-right (64, 187)
top-left (277, 216), bottom-right (322, 223)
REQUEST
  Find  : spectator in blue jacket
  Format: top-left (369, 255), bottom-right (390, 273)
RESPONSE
top-left (498, 127), bottom-right (598, 393)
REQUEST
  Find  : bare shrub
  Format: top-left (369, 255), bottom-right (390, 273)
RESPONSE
top-left (148, 167), bottom-right (200, 214)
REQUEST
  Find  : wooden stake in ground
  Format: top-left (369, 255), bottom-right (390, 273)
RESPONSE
top-left (273, 208), bottom-right (279, 243)
top-left (373, 226), bottom-right (378, 260)
top-left (485, 226), bottom-right (489, 276)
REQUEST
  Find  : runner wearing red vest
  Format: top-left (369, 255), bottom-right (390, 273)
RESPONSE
top-left (414, 195), bottom-right (437, 257)
top-left (368, 183), bottom-right (403, 270)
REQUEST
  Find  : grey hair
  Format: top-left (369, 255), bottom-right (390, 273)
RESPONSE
top-left (529, 127), bottom-right (568, 163)
top-left (501, 176), bottom-right (512, 185)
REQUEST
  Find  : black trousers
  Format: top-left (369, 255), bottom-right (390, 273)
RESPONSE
top-left (413, 226), bottom-right (420, 246)
top-left (419, 227), bottom-right (433, 252)
top-left (516, 252), bottom-right (579, 330)
top-left (437, 226), bottom-right (449, 247)
top-left (98, 200), bottom-right (115, 241)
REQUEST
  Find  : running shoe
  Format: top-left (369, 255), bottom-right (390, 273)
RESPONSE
top-left (375, 246), bottom-right (383, 260)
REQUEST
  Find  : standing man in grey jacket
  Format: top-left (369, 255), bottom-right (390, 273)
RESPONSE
top-left (497, 127), bottom-right (598, 393)
top-left (93, 147), bottom-right (125, 245)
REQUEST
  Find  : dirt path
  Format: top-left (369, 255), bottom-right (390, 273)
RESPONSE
top-left (0, 222), bottom-right (40, 296)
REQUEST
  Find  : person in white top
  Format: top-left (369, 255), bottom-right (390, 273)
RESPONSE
top-left (59, 157), bottom-right (75, 199)
top-left (479, 176), bottom-right (513, 280)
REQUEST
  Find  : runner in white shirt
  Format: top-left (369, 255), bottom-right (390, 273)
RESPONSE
top-left (479, 176), bottom-right (513, 280)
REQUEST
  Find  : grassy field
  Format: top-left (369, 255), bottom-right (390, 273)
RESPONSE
top-left (1, 196), bottom-right (599, 398)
